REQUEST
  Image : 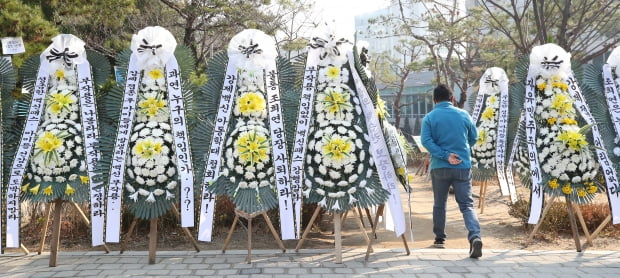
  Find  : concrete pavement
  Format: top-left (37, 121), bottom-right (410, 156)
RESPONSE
top-left (1, 248), bottom-right (619, 277)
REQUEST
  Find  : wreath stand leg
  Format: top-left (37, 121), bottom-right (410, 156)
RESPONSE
top-left (364, 207), bottom-right (374, 231)
top-left (565, 200), bottom-right (582, 252)
top-left (524, 196), bottom-right (555, 247)
top-left (148, 218), bottom-right (158, 264)
top-left (364, 204), bottom-right (410, 261)
top-left (38, 202), bottom-right (110, 255)
top-left (572, 203), bottom-right (592, 247)
top-left (222, 209), bottom-right (285, 263)
top-left (38, 203), bottom-right (53, 255)
top-left (477, 180), bottom-right (488, 214)
top-left (295, 206), bottom-right (322, 252)
top-left (49, 199), bottom-right (64, 267)
top-left (582, 215), bottom-right (611, 249)
top-left (120, 218), bottom-right (139, 254)
top-left (524, 196), bottom-right (582, 252)
top-left (171, 205), bottom-right (200, 252)
top-left (351, 208), bottom-right (371, 248)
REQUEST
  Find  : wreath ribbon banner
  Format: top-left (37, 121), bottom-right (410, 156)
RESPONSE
top-left (105, 56), bottom-right (140, 243)
top-left (265, 63), bottom-right (295, 240)
top-left (348, 51), bottom-right (406, 236)
top-left (524, 74), bottom-right (544, 224)
top-left (506, 111), bottom-right (523, 203)
top-left (76, 62), bottom-right (104, 246)
top-left (290, 52), bottom-right (319, 238)
top-left (567, 73), bottom-right (620, 224)
top-left (5, 68), bottom-right (49, 248)
top-left (602, 65), bottom-right (620, 148)
top-left (165, 57), bottom-right (194, 227)
top-left (470, 89), bottom-right (485, 123)
top-left (198, 61), bottom-right (237, 242)
top-left (496, 79), bottom-right (514, 200)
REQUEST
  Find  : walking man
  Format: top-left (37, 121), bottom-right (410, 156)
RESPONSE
top-left (420, 84), bottom-right (483, 258)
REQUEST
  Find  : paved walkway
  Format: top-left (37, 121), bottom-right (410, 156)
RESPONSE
top-left (1, 248), bottom-right (619, 277)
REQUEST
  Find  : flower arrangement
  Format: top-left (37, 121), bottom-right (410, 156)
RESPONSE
top-left (208, 29), bottom-right (280, 214)
top-left (20, 37), bottom-right (90, 203)
top-left (124, 67), bottom-right (177, 204)
top-left (302, 27), bottom-right (389, 213)
top-left (471, 67), bottom-right (510, 183)
top-left (524, 44), bottom-right (599, 202)
top-left (120, 27), bottom-right (181, 218)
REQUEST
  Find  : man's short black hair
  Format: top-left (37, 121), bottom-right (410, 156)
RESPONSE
top-left (433, 84), bottom-right (453, 102)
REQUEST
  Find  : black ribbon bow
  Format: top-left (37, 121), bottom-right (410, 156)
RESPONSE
top-left (137, 39), bottom-right (162, 55)
top-left (484, 75), bottom-right (499, 88)
top-left (541, 55), bottom-right (563, 70)
top-left (238, 40), bottom-right (262, 58)
top-left (309, 35), bottom-right (350, 60)
top-left (46, 47), bottom-right (79, 67)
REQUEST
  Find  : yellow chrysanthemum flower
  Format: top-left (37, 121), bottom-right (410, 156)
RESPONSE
top-left (561, 118), bottom-right (577, 125)
top-left (552, 81), bottom-right (568, 91)
top-left (587, 185), bottom-right (597, 194)
top-left (547, 117), bottom-right (557, 125)
top-left (550, 94), bottom-right (574, 115)
top-left (43, 185), bottom-right (53, 196)
top-left (376, 97), bottom-right (389, 119)
top-left (577, 189), bottom-right (587, 197)
top-left (323, 89), bottom-right (350, 114)
top-left (548, 178), bottom-right (559, 189)
top-left (537, 82), bottom-right (546, 91)
top-left (30, 184), bottom-right (41, 194)
top-left (148, 69), bottom-right (164, 80)
top-left (562, 184), bottom-right (573, 195)
top-left (322, 137), bottom-right (353, 161)
top-left (54, 69), bottom-right (66, 79)
top-left (488, 95), bottom-right (498, 105)
top-left (238, 92), bottom-right (266, 116)
top-left (235, 131), bottom-right (269, 165)
top-left (481, 107), bottom-right (495, 121)
top-left (65, 184), bottom-right (75, 195)
top-left (557, 130), bottom-right (588, 150)
top-left (36, 132), bottom-right (63, 153)
top-left (47, 92), bottom-right (75, 114)
top-left (80, 176), bottom-right (89, 184)
top-left (133, 138), bottom-right (163, 159)
top-left (138, 96), bottom-right (167, 117)
top-left (397, 167), bottom-right (406, 176)
top-left (476, 130), bottom-right (486, 145)
top-left (21, 184), bottom-right (30, 192)
top-left (326, 66), bottom-right (340, 79)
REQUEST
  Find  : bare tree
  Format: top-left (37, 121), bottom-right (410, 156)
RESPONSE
top-left (479, 0), bottom-right (620, 63)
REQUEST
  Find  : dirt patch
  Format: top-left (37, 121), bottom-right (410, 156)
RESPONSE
top-left (15, 173), bottom-right (620, 254)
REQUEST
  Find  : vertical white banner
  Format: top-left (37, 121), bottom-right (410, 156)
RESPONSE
top-left (289, 53), bottom-right (319, 238)
top-left (495, 80), bottom-right (510, 197)
top-left (265, 64), bottom-right (295, 240)
top-left (198, 62), bottom-right (237, 242)
top-left (524, 75), bottom-right (544, 224)
top-left (77, 62), bottom-right (104, 246)
top-left (166, 57), bottom-right (195, 227)
top-left (348, 52), bottom-right (406, 236)
top-left (105, 57), bottom-right (140, 243)
top-left (6, 68), bottom-right (49, 248)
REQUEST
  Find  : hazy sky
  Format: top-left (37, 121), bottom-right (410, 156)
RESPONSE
top-left (312, 0), bottom-right (391, 34)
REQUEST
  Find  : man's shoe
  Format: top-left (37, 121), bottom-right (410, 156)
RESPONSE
top-left (433, 239), bottom-right (445, 248)
top-left (469, 238), bottom-right (483, 258)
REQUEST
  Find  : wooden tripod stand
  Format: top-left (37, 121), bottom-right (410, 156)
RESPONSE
top-left (119, 205), bottom-right (200, 264)
top-left (38, 199), bottom-right (110, 267)
top-left (221, 209), bottom-right (286, 263)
